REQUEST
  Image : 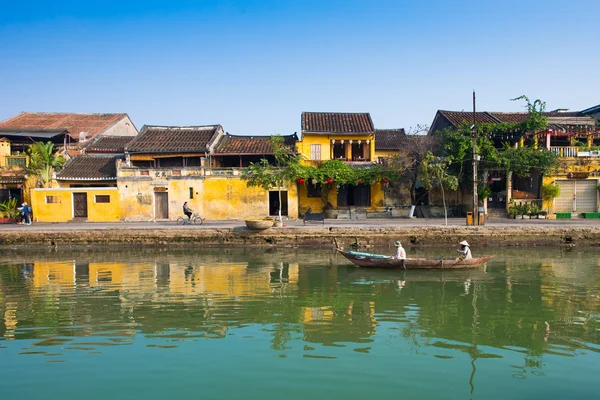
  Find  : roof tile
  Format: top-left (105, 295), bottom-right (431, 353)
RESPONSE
top-left (0, 112), bottom-right (129, 140)
top-left (302, 112), bottom-right (374, 134)
top-left (56, 156), bottom-right (119, 180)
top-left (126, 125), bottom-right (221, 154)
top-left (84, 136), bottom-right (134, 154)
top-left (374, 129), bottom-right (406, 151)
top-left (214, 134), bottom-right (298, 155)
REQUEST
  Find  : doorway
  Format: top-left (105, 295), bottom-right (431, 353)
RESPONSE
top-left (73, 193), bottom-right (88, 218)
top-left (269, 191), bottom-right (288, 216)
top-left (154, 191), bottom-right (169, 219)
top-left (487, 171), bottom-right (507, 209)
top-left (337, 184), bottom-right (371, 207)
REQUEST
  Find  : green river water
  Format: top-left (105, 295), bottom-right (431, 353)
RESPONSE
top-left (0, 246), bottom-right (599, 399)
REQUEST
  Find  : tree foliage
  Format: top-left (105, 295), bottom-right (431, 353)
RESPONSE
top-left (388, 128), bottom-right (435, 205)
top-left (27, 142), bottom-right (66, 188)
top-left (419, 152), bottom-right (458, 225)
top-left (437, 96), bottom-right (558, 183)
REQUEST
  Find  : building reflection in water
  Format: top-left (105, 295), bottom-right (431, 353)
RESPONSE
top-left (0, 247), bottom-right (598, 393)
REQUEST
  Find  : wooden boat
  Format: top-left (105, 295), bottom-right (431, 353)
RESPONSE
top-left (337, 249), bottom-right (493, 270)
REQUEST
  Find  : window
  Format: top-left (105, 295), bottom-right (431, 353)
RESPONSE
top-left (46, 196), bottom-right (61, 204)
top-left (95, 195), bottom-right (110, 203)
top-left (307, 181), bottom-right (322, 198)
top-left (189, 187), bottom-right (194, 199)
top-left (310, 144), bottom-right (321, 160)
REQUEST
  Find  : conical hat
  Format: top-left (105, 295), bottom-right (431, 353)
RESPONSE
top-left (459, 240), bottom-right (470, 247)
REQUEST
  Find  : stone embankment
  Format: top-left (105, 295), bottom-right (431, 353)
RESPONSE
top-left (0, 225), bottom-right (598, 248)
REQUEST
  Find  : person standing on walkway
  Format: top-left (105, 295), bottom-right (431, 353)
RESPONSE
top-left (21, 202), bottom-right (32, 225)
top-left (393, 241), bottom-right (406, 269)
top-left (457, 240), bottom-right (472, 259)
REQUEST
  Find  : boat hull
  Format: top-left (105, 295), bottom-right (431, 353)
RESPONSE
top-left (337, 250), bottom-right (493, 270)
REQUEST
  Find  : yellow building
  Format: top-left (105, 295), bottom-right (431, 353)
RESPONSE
top-left (119, 126), bottom-right (299, 221)
top-left (297, 112), bottom-right (393, 214)
top-left (30, 155), bottom-right (121, 222)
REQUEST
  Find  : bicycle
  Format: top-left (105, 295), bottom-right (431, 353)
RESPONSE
top-left (176, 212), bottom-right (203, 225)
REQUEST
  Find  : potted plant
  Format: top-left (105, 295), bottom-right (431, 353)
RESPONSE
top-left (529, 202), bottom-right (540, 219)
top-left (507, 199), bottom-right (518, 219)
top-left (541, 183), bottom-right (560, 215)
top-left (0, 198), bottom-right (20, 224)
top-left (521, 203), bottom-right (531, 219)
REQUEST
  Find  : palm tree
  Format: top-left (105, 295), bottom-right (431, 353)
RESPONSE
top-left (27, 142), bottom-right (66, 188)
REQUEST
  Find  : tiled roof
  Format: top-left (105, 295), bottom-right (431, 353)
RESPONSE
top-left (374, 129), bottom-right (406, 151)
top-left (56, 156), bottom-right (119, 180)
top-left (0, 112), bottom-right (128, 140)
top-left (439, 110), bottom-right (589, 128)
top-left (126, 125), bottom-right (221, 154)
top-left (438, 111), bottom-right (500, 127)
top-left (83, 136), bottom-right (134, 154)
top-left (214, 134), bottom-right (298, 155)
top-left (302, 112), bottom-right (374, 134)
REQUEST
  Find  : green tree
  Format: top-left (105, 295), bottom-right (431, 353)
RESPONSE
top-left (26, 142), bottom-right (66, 188)
top-left (419, 152), bottom-right (459, 226)
top-left (541, 183), bottom-right (560, 213)
top-left (243, 135), bottom-right (299, 222)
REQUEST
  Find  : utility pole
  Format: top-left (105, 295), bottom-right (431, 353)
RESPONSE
top-left (472, 91), bottom-right (478, 225)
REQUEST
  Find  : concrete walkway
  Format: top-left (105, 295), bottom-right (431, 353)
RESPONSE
top-left (0, 217), bottom-right (598, 231)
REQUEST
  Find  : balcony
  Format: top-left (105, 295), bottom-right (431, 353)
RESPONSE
top-left (2, 155), bottom-right (28, 169)
top-left (549, 146), bottom-right (578, 158)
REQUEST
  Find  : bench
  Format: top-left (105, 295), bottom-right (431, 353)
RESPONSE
top-left (303, 211), bottom-right (325, 225)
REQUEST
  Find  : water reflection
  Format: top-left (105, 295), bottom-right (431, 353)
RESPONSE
top-left (0, 247), bottom-right (599, 394)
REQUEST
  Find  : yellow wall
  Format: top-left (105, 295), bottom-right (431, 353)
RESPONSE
top-left (297, 134), bottom-right (375, 161)
top-left (30, 188), bottom-right (120, 222)
top-left (541, 159), bottom-right (600, 212)
top-left (118, 168), bottom-right (299, 221)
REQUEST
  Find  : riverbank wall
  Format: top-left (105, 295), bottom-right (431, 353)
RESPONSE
top-left (0, 225), bottom-right (598, 248)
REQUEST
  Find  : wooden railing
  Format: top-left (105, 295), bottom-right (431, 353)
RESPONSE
top-left (549, 146), bottom-right (578, 157)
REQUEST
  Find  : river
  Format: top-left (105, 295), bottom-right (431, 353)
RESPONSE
top-left (0, 246), bottom-right (598, 399)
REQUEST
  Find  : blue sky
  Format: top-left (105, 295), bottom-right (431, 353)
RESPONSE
top-left (1, 0), bottom-right (598, 135)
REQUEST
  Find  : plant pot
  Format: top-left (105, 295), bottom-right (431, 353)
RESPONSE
top-left (0, 217), bottom-right (17, 224)
top-left (245, 218), bottom-right (274, 230)
top-left (324, 210), bottom-right (338, 219)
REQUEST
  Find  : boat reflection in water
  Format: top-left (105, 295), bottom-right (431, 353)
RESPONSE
top-left (0, 247), bottom-right (599, 398)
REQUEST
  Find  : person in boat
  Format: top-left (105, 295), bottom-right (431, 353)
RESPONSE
top-left (393, 241), bottom-right (406, 269)
top-left (457, 240), bottom-right (472, 260)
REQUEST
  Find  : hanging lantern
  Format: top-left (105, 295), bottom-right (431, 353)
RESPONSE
top-left (358, 140), bottom-right (362, 145)
top-left (341, 139), bottom-right (344, 144)
top-left (312, 178), bottom-right (318, 185)
top-left (327, 178), bottom-right (333, 184)
top-left (349, 140), bottom-right (353, 144)
top-left (297, 178), bottom-right (305, 184)
top-left (357, 180), bottom-right (361, 185)
top-left (366, 140), bottom-right (370, 144)
top-left (381, 178), bottom-right (389, 184)
top-left (331, 139), bottom-right (335, 144)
